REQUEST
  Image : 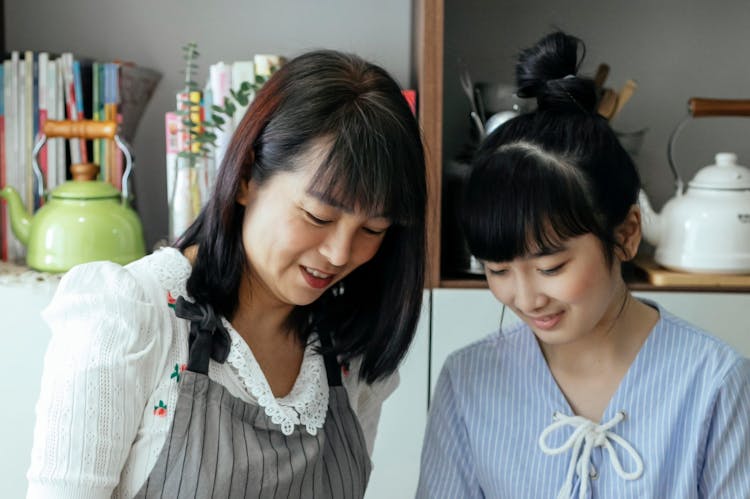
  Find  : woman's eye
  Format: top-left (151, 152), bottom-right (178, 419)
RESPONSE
top-left (487, 268), bottom-right (507, 276)
top-left (304, 211), bottom-right (331, 225)
top-left (362, 226), bottom-right (387, 236)
top-left (539, 263), bottom-right (565, 276)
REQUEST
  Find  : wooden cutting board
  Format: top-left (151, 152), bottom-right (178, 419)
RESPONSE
top-left (633, 257), bottom-right (750, 289)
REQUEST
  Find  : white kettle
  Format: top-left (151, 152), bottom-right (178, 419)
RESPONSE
top-left (639, 152), bottom-right (750, 274)
top-left (639, 97), bottom-right (750, 274)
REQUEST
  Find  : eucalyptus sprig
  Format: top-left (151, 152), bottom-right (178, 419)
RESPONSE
top-left (176, 42), bottom-right (276, 166)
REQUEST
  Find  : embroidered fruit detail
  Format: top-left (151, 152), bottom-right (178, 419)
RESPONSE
top-left (153, 400), bottom-right (168, 417)
top-left (170, 363), bottom-right (187, 382)
top-left (167, 292), bottom-right (177, 309)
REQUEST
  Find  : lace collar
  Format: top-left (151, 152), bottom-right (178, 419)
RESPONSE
top-left (145, 247), bottom-right (329, 436)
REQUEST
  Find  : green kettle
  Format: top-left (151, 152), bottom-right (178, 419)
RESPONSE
top-left (0, 120), bottom-right (146, 273)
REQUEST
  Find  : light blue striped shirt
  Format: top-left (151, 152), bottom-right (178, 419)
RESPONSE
top-left (417, 304), bottom-right (750, 498)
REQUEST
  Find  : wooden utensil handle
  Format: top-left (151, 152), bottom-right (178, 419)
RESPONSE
top-left (689, 98), bottom-right (750, 117)
top-left (43, 120), bottom-right (118, 139)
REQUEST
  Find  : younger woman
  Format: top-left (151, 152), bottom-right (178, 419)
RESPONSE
top-left (417, 32), bottom-right (750, 498)
top-left (28, 50), bottom-right (426, 498)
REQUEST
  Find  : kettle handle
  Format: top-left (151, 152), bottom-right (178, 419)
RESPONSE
top-left (689, 98), bottom-right (750, 118)
top-left (32, 120), bottom-right (135, 205)
top-left (43, 120), bottom-right (118, 139)
top-left (666, 98), bottom-right (750, 196)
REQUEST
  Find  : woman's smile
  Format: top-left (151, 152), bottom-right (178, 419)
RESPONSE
top-left (526, 310), bottom-right (565, 331)
top-left (300, 265), bottom-right (336, 289)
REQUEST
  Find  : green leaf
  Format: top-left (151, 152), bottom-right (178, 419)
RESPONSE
top-left (255, 74), bottom-right (265, 84)
top-left (213, 115), bottom-right (226, 125)
top-left (239, 81), bottom-right (251, 92)
top-left (211, 104), bottom-right (225, 114)
top-left (225, 102), bottom-right (236, 115)
top-left (237, 94), bottom-right (249, 106)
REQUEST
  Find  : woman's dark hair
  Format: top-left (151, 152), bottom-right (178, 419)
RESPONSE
top-left (462, 31), bottom-right (640, 266)
top-left (176, 50), bottom-right (426, 383)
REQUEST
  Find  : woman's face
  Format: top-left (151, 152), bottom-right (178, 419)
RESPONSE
top-left (484, 233), bottom-right (626, 347)
top-left (237, 148), bottom-right (391, 309)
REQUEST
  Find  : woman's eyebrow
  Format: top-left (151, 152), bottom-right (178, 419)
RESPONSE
top-left (528, 245), bottom-right (567, 258)
top-left (306, 190), bottom-right (388, 219)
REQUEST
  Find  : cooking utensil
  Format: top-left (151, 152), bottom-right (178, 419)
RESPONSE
top-left (597, 88), bottom-right (617, 119)
top-left (593, 63), bottom-right (610, 89)
top-left (610, 79), bottom-right (638, 121)
top-left (473, 86), bottom-right (487, 124)
top-left (459, 63), bottom-right (485, 138)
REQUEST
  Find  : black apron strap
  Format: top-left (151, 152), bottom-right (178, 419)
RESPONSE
top-left (317, 328), bottom-right (342, 387)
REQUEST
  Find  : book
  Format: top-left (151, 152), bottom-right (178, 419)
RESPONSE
top-left (402, 89), bottom-right (417, 116)
top-left (164, 111), bottom-right (181, 203)
top-left (45, 57), bottom-right (62, 191)
top-left (37, 52), bottom-right (48, 198)
top-left (60, 53), bottom-right (82, 166)
top-left (208, 61), bottom-right (232, 169)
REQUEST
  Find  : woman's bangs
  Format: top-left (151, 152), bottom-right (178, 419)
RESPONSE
top-left (462, 151), bottom-right (597, 262)
top-left (306, 113), bottom-right (418, 226)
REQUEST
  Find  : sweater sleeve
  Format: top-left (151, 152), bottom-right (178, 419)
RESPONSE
top-left (27, 261), bottom-right (166, 499)
top-left (698, 356), bottom-right (750, 498)
top-left (342, 357), bottom-right (400, 457)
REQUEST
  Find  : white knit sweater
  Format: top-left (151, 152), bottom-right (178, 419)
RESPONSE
top-left (26, 248), bottom-right (398, 498)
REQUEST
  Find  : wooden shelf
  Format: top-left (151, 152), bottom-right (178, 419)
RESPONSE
top-left (438, 278), bottom-right (750, 293)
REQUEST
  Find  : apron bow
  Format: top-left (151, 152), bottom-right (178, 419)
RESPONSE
top-left (174, 296), bottom-right (230, 373)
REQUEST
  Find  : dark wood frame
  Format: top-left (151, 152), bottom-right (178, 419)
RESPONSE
top-left (0, 0), bottom-right (5, 55)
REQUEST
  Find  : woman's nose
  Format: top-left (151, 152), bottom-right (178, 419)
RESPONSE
top-left (512, 276), bottom-right (546, 314)
top-left (320, 227), bottom-right (353, 267)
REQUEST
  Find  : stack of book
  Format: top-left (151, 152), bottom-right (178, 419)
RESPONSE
top-left (0, 51), bottom-right (161, 263)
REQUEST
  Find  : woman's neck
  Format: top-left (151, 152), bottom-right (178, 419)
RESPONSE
top-left (540, 284), bottom-right (658, 378)
top-left (232, 273), bottom-right (296, 344)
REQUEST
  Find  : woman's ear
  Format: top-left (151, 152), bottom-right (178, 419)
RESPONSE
top-left (614, 205), bottom-right (642, 262)
top-left (236, 179), bottom-right (255, 206)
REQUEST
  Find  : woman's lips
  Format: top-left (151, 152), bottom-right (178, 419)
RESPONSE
top-left (300, 265), bottom-right (335, 289)
top-left (528, 311), bottom-right (564, 331)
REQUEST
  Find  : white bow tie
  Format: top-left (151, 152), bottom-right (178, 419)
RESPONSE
top-left (539, 410), bottom-right (644, 499)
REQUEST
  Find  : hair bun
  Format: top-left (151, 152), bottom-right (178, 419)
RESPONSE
top-left (515, 31), bottom-right (597, 114)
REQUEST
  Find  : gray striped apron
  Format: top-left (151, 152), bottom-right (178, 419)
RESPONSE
top-left (134, 299), bottom-right (371, 498)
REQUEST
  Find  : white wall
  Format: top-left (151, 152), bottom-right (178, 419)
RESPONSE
top-left (4, 0), bottom-right (415, 249)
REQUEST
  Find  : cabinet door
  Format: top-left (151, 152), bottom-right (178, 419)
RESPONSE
top-left (430, 289), bottom-right (521, 396)
top-left (0, 281), bottom-right (57, 496)
top-left (633, 291), bottom-right (750, 357)
top-left (365, 291), bottom-right (430, 499)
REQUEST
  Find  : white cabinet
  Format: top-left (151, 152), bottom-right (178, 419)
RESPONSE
top-left (431, 289), bottom-right (750, 396)
top-left (365, 292), bottom-right (430, 499)
top-left (0, 278), bottom-right (57, 498)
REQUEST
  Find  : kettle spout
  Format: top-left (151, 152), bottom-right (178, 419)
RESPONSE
top-left (637, 189), bottom-right (661, 247)
top-left (0, 186), bottom-right (32, 246)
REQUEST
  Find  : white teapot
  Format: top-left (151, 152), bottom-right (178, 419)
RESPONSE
top-left (639, 152), bottom-right (750, 274)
